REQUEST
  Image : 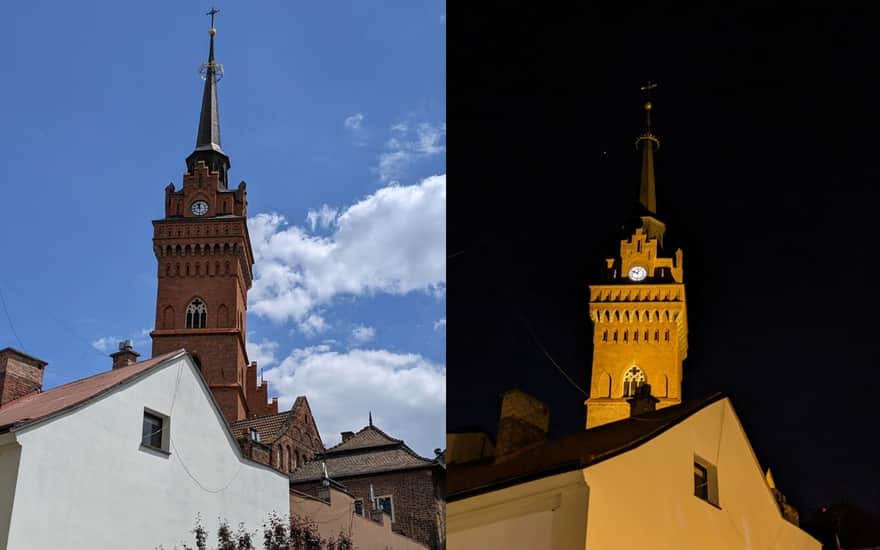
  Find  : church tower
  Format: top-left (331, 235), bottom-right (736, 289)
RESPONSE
top-left (585, 86), bottom-right (688, 429)
top-left (150, 11), bottom-right (278, 423)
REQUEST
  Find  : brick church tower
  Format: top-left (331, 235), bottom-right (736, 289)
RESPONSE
top-left (150, 14), bottom-right (278, 422)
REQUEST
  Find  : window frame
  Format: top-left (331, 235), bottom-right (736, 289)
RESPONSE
top-left (693, 454), bottom-right (720, 507)
top-left (377, 495), bottom-right (395, 522)
top-left (353, 499), bottom-right (364, 517)
top-left (141, 407), bottom-right (171, 454)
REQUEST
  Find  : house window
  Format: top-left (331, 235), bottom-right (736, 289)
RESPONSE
top-left (694, 455), bottom-right (720, 507)
top-left (185, 298), bottom-right (207, 329)
top-left (354, 499), bottom-right (364, 516)
top-left (377, 495), bottom-right (395, 522)
top-left (141, 409), bottom-right (170, 452)
top-left (249, 428), bottom-right (260, 442)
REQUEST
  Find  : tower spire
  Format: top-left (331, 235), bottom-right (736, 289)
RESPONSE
top-left (186, 6), bottom-right (231, 188)
top-left (635, 81), bottom-right (659, 214)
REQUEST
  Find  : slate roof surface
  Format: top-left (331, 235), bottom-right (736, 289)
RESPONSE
top-left (447, 393), bottom-right (727, 501)
top-left (0, 350), bottom-right (185, 432)
top-left (229, 410), bottom-right (291, 441)
top-left (290, 424), bottom-right (437, 482)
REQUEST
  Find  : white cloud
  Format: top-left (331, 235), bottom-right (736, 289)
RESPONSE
top-left (433, 318), bottom-right (446, 332)
top-left (344, 113), bottom-right (365, 129)
top-left (91, 336), bottom-right (118, 353)
top-left (377, 121), bottom-right (446, 183)
top-left (263, 345), bottom-right (445, 457)
top-left (351, 325), bottom-right (376, 344)
top-left (91, 328), bottom-right (151, 354)
top-left (298, 313), bottom-right (329, 338)
top-left (247, 338), bottom-right (279, 368)
top-left (248, 174), bottom-right (446, 332)
top-left (305, 204), bottom-right (338, 231)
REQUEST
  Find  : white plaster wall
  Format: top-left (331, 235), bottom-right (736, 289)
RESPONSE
top-left (582, 398), bottom-right (820, 550)
top-left (0, 441), bottom-right (21, 548)
top-left (4, 356), bottom-right (288, 549)
top-left (447, 470), bottom-right (589, 550)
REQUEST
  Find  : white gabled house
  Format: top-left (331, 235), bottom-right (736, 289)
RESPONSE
top-left (0, 348), bottom-right (289, 549)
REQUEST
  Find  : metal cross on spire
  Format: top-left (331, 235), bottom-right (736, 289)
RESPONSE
top-left (207, 6), bottom-right (220, 28)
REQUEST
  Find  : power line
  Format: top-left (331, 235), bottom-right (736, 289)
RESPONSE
top-left (513, 307), bottom-right (588, 397)
top-left (0, 284), bottom-right (25, 350)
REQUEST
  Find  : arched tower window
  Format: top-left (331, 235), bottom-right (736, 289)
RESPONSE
top-left (185, 298), bottom-right (207, 329)
top-left (623, 366), bottom-right (646, 397)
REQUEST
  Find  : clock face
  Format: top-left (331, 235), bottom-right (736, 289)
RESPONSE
top-left (191, 200), bottom-right (209, 216)
top-left (628, 265), bottom-right (648, 282)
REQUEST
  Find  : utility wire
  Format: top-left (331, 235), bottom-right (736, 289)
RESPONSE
top-left (513, 306), bottom-right (589, 397)
top-left (0, 284), bottom-right (26, 350)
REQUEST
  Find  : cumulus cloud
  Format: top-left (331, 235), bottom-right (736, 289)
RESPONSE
top-left (351, 325), bottom-right (376, 344)
top-left (433, 318), bottom-right (446, 332)
top-left (378, 121), bottom-right (446, 183)
top-left (263, 345), bottom-right (445, 457)
top-left (91, 328), bottom-right (151, 353)
top-left (248, 174), bottom-right (446, 332)
top-left (247, 338), bottom-right (279, 368)
top-left (305, 204), bottom-right (338, 232)
top-left (344, 113), bottom-right (365, 129)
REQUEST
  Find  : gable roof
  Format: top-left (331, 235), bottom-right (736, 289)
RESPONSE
top-left (290, 423), bottom-right (438, 482)
top-left (229, 396), bottom-right (325, 452)
top-left (230, 410), bottom-right (292, 441)
top-left (447, 393), bottom-right (727, 501)
top-left (0, 350), bottom-right (185, 433)
top-left (324, 424), bottom-right (402, 453)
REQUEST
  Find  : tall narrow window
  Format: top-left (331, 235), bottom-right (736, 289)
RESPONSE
top-left (623, 366), bottom-right (646, 397)
top-left (693, 456), bottom-right (719, 506)
top-left (185, 298), bottom-right (207, 329)
top-left (694, 462), bottom-right (709, 500)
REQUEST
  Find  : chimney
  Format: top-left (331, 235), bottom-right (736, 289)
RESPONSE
top-left (627, 383), bottom-right (659, 417)
top-left (110, 340), bottom-right (140, 370)
top-left (0, 348), bottom-right (47, 405)
top-left (341, 431), bottom-right (355, 443)
top-left (495, 389), bottom-right (549, 458)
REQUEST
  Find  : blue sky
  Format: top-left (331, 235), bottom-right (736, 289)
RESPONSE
top-left (0, 2), bottom-right (445, 457)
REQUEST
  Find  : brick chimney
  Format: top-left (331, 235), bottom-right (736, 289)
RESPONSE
top-left (341, 431), bottom-right (355, 443)
top-left (627, 383), bottom-right (659, 417)
top-left (0, 347), bottom-right (47, 405)
top-left (495, 389), bottom-right (549, 458)
top-left (110, 340), bottom-right (140, 370)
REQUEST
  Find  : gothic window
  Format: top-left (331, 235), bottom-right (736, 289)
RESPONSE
top-left (664, 329), bottom-right (670, 342)
top-left (602, 330), bottom-right (608, 342)
top-left (185, 298), bottom-right (207, 329)
top-left (623, 366), bottom-right (646, 397)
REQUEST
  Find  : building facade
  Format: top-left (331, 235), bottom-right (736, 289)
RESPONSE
top-left (291, 421), bottom-right (446, 549)
top-left (0, 349), bottom-right (289, 549)
top-left (447, 394), bottom-right (820, 549)
top-left (585, 95), bottom-right (688, 429)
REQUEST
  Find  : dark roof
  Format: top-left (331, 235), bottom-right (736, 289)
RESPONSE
top-left (0, 350), bottom-right (185, 432)
top-left (324, 424), bottom-right (402, 453)
top-left (230, 410), bottom-right (292, 441)
top-left (290, 423), bottom-right (437, 482)
top-left (448, 393), bottom-right (727, 501)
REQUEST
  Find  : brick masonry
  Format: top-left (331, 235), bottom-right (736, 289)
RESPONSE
top-left (293, 467), bottom-right (445, 549)
top-left (0, 348), bottom-right (47, 406)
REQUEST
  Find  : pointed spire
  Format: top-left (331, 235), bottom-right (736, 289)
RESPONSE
top-left (186, 6), bottom-right (231, 188)
top-left (369, 411), bottom-right (373, 426)
top-left (635, 81), bottom-right (660, 214)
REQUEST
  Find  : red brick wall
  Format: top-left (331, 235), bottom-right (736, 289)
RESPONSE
top-left (0, 349), bottom-right (46, 405)
top-left (292, 468), bottom-right (443, 549)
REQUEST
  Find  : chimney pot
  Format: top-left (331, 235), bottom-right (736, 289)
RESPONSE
top-left (110, 341), bottom-right (140, 370)
top-left (341, 431), bottom-right (355, 442)
top-left (627, 384), bottom-right (659, 417)
top-left (495, 389), bottom-right (549, 458)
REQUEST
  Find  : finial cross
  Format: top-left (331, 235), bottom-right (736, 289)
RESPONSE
top-left (206, 6), bottom-right (220, 28)
top-left (640, 81), bottom-right (658, 100)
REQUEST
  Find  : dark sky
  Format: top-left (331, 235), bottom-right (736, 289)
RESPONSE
top-left (448, 7), bottom-right (880, 518)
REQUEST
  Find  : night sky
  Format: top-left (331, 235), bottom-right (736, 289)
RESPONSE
top-left (448, 7), bottom-right (880, 518)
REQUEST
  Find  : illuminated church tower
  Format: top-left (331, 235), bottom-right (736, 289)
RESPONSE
top-left (585, 86), bottom-right (688, 429)
top-left (150, 11), bottom-right (278, 423)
